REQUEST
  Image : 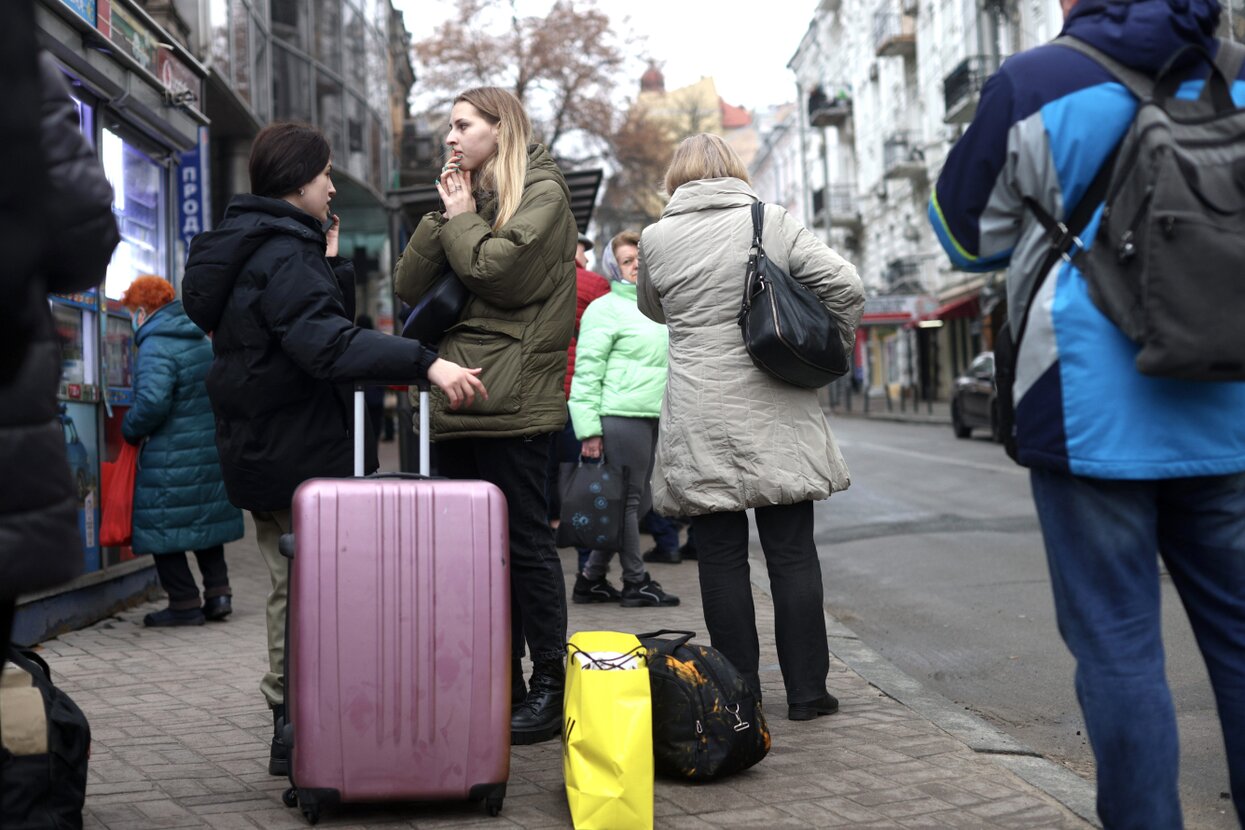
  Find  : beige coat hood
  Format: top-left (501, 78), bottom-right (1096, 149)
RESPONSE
top-left (637, 178), bottom-right (864, 516)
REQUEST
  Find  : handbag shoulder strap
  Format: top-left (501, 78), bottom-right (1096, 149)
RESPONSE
top-left (750, 201), bottom-right (765, 251)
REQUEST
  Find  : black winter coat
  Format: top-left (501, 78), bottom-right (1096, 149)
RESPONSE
top-left (182, 195), bottom-right (437, 512)
top-left (0, 37), bottom-right (120, 598)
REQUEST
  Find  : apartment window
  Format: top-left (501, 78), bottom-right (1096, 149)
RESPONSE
top-left (271, 0), bottom-right (308, 50)
top-left (273, 45), bottom-right (312, 122)
top-left (312, 0), bottom-right (342, 73)
top-left (317, 72), bottom-right (344, 157)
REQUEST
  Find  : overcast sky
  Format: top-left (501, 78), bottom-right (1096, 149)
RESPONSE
top-left (393, 0), bottom-right (817, 112)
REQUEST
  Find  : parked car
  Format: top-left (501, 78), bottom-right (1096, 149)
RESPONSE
top-left (951, 351), bottom-right (1002, 442)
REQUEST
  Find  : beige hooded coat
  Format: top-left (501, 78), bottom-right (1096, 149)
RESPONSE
top-left (637, 178), bottom-right (865, 517)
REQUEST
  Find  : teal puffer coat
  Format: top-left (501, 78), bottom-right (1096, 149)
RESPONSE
top-left (122, 302), bottom-right (243, 555)
top-left (568, 281), bottom-right (668, 439)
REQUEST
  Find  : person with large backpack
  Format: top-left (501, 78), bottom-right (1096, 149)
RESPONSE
top-left (930, 1), bottom-right (1245, 826)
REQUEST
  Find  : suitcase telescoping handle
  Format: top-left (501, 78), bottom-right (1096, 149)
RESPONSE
top-left (353, 379), bottom-right (431, 477)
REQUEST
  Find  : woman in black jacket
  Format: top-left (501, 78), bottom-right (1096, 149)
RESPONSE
top-left (0, 18), bottom-right (121, 665)
top-left (183, 122), bottom-right (484, 776)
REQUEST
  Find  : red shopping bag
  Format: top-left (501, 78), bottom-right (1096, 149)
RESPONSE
top-left (99, 442), bottom-right (139, 547)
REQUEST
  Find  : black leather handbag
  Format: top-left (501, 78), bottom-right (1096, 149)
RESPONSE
top-left (400, 268), bottom-right (469, 347)
top-left (737, 201), bottom-right (849, 388)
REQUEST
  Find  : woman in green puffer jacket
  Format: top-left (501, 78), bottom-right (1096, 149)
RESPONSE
top-left (120, 276), bottom-right (244, 628)
top-left (568, 231), bottom-right (678, 609)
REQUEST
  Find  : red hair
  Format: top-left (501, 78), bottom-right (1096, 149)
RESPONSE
top-left (121, 275), bottom-right (175, 312)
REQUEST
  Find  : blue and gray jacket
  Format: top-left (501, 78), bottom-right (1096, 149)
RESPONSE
top-left (930, 0), bottom-right (1245, 478)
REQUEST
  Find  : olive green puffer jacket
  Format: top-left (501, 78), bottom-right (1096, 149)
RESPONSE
top-left (394, 144), bottom-right (577, 439)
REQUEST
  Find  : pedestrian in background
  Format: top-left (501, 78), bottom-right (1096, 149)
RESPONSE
top-left (183, 122), bottom-right (484, 777)
top-left (637, 133), bottom-right (863, 721)
top-left (547, 231), bottom-right (609, 572)
top-left (394, 87), bottom-right (577, 746)
top-left (931, 0), bottom-right (1245, 825)
top-left (569, 231), bottom-right (676, 608)
top-left (0, 1), bottom-right (119, 666)
top-left (120, 276), bottom-right (244, 627)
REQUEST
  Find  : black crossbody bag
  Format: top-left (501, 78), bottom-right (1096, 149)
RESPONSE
top-left (737, 201), bottom-right (849, 388)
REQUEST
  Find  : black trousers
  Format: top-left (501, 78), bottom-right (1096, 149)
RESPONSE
top-left (436, 433), bottom-right (568, 666)
top-left (152, 544), bottom-right (230, 608)
top-left (691, 501), bottom-right (829, 705)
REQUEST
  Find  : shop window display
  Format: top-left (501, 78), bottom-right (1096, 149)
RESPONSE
top-left (101, 129), bottom-right (167, 302)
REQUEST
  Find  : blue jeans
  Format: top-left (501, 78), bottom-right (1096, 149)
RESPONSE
top-left (1030, 468), bottom-right (1245, 829)
top-left (641, 510), bottom-right (680, 553)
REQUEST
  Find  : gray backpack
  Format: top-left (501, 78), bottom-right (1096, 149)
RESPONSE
top-left (1043, 38), bottom-right (1245, 381)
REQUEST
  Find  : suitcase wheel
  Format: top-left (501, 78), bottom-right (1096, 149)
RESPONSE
top-left (485, 796), bottom-right (503, 817)
top-left (300, 802), bottom-right (321, 825)
top-left (281, 788), bottom-right (298, 808)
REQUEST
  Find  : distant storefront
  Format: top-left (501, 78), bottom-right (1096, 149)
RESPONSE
top-left (16, 0), bottom-right (208, 644)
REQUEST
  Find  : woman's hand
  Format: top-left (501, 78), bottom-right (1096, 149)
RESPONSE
top-left (426, 358), bottom-right (487, 410)
top-left (325, 213), bottom-right (340, 258)
top-left (437, 162), bottom-right (476, 220)
top-left (581, 436), bottom-right (603, 459)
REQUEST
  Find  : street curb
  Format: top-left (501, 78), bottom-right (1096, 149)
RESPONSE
top-left (748, 561), bottom-right (1101, 828)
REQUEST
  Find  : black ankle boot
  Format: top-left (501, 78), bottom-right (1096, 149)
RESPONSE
top-left (510, 659), bottom-right (563, 745)
top-left (511, 657), bottom-right (526, 709)
top-left (269, 704), bottom-right (289, 776)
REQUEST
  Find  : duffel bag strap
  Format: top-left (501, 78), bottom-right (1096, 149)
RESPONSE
top-left (635, 629), bottom-right (696, 655)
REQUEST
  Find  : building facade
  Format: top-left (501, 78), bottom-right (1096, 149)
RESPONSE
top-left (782, 0), bottom-right (1066, 403)
top-left (18, 0), bottom-right (414, 644)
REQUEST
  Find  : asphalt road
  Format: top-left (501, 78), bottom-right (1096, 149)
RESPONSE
top-left (814, 416), bottom-right (1237, 829)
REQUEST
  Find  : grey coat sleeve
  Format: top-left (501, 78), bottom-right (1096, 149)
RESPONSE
top-left (39, 51), bottom-right (120, 294)
top-left (775, 206), bottom-right (865, 354)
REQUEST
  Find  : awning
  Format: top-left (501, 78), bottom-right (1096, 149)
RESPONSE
top-left (925, 293), bottom-right (980, 321)
top-left (390, 167), bottom-right (603, 233)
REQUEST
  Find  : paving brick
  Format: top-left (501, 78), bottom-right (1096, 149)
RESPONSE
top-left (42, 505), bottom-right (1091, 830)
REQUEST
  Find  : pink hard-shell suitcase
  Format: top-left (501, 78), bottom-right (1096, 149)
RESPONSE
top-left (280, 384), bottom-right (510, 824)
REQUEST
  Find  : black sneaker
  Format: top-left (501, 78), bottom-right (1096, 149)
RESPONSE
top-left (641, 546), bottom-right (681, 564)
top-left (572, 574), bottom-right (622, 604)
top-left (620, 575), bottom-right (679, 607)
top-left (678, 541), bottom-right (697, 561)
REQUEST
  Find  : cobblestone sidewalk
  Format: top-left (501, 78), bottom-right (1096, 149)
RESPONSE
top-left (36, 502), bottom-right (1092, 828)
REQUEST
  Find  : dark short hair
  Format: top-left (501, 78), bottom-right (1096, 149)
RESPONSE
top-left (249, 122), bottom-right (331, 198)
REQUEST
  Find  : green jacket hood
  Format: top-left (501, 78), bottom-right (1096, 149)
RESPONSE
top-left (525, 143), bottom-right (571, 203)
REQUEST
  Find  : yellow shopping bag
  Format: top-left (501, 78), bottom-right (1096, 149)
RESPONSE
top-left (563, 631), bottom-right (653, 830)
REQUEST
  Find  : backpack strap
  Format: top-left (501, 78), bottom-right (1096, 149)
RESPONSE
top-left (1213, 38), bottom-right (1245, 95)
top-left (1052, 36), bottom-right (1156, 100)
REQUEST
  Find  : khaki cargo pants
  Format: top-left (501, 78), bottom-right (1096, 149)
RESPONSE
top-left (251, 509), bottom-right (291, 709)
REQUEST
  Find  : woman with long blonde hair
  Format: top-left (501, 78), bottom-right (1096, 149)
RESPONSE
top-left (395, 86), bottom-right (578, 745)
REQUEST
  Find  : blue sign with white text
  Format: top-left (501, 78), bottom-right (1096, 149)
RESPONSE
top-left (59, 0), bottom-right (95, 26)
top-left (177, 128), bottom-right (210, 263)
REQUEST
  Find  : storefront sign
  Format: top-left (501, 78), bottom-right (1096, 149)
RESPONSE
top-left (59, 0), bottom-right (96, 26)
top-left (863, 294), bottom-right (938, 324)
top-left (51, 290), bottom-right (100, 312)
top-left (95, 0), bottom-right (111, 37)
top-left (107, 2), bottom-right (156, 73)
top-left (177, 128), bottom-right (210, 259)
top-left (157, 48), bottom-right (200, 108)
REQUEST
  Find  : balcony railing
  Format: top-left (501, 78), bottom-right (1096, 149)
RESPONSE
top-left (808, 86), bottom-right (853, 128)
top-left (884, 256), bottom-right (925, 292)
top-left (812, 185), bottom-right (862, 231)
top-left (882, 131), bottom-right (926, 181)
top-left (873, 11), bottom-right (916, 58)
top-left (943, 55), bottom-right (1001, 124)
